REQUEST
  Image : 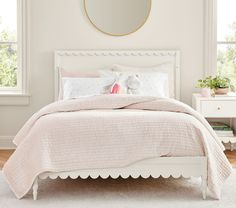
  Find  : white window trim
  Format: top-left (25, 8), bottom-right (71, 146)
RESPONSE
top-left (0, 0), bottom-right (30, 105)
top-left (204, 0), bottom-right (217, 76)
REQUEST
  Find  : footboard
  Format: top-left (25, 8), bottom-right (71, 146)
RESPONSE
top-left (33, 156), bottom-right (207, 200)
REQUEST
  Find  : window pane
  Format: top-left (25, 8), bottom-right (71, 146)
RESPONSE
top-left (217, 0), bottom-right (236, 42)
top-left (0, 0), bottom-right (17, 42)
top-left (217, 44), bottom-right (236, 87)
top-left (0, 0), bottom-right (17, 88)
top-left (0, 43), bottom-right (17, 87)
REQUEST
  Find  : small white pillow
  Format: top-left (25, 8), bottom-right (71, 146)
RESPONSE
top-left (62, 77), bottom-right (115, 100)
top-left (100, 71), bottom-right (169, 98)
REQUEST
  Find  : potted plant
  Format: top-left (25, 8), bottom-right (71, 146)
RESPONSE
top-left (196, 76), bottom-right (213, 97)
top-left (196, 76), bottom-right (235, 96)
top-left (210, 76), bottom-right (234, 95)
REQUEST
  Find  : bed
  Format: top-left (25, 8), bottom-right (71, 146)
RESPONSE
top-left (2, 50), bottom-right (232, 200)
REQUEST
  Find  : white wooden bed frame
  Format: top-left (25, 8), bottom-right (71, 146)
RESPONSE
top-left (32, 50), bottom-right (208, 200)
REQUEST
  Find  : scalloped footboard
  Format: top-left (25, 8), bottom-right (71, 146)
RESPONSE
top-left (33, 156), bottom-right (207, 200)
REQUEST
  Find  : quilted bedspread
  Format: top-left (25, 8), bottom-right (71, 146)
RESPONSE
top-left (3, 95), bottom-right (232, 199)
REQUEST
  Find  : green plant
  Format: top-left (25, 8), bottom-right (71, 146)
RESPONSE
top-left (211, 76), bottom-right (235, 91)
top-left (196, 76), bottom-right (235, 91)
top-left (196, 76), bottom-right (214, 89)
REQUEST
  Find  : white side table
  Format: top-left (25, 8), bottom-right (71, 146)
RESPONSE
top-left (192, 93), bottom-right (236, 151)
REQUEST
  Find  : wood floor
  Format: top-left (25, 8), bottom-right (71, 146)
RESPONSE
top-left (225, 150), bottom-right (236, 168)
top-left (0, 150), bottom-right (14, 169)
top-left (0, 149), bottom-right (235, 169)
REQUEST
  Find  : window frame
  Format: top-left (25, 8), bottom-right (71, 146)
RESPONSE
top-left (0, 0), bottom-right (30, 105)
top-left (205, 0), bottom-right (236, 76)
top-left (216, 0), bottom-right (236, 80)
top-left (204, 0), bottom-right (217, 76)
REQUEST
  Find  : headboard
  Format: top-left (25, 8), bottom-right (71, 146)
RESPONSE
top-left (54, 50), bottom-right (180, 100)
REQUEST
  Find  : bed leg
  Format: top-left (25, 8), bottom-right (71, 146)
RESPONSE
top-left (201, 175), bottom-right (207, 200)
top-left (33, 177), bottom-right (38, 200)
top-left (230, 143), bottom-right (234, 152)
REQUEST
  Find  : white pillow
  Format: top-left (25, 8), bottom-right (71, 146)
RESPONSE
top-left (58, 68), bottom-right (99, 100)
top-left (100, 71), bottom-right (169, 98)
top-left (137, 73), bottom-right (168, 97)
top-left (109, 64), bottom-right (174, 97)
top-left (62, 77), bottom-right (115, 100)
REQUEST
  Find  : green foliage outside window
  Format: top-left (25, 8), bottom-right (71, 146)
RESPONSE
top-left (217, 22), bottom-right (236, 88)
top-left (0, 17), bottom-right (17, 88)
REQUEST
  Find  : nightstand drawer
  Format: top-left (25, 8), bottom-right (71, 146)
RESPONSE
top-left (201, 101), bottom-right (236, 117)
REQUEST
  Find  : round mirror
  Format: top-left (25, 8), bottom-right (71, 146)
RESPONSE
top-left (84, 0), bottom-right (152, 36)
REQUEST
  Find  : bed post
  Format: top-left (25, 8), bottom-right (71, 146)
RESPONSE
top-left (33, 177), bottom-right (39, 200)
top-left (201, 175), bottom-right (207, 200)
top-left (201, 157), bottom-right (207, 200)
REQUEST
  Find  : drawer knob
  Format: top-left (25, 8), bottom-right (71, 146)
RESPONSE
top-left (217, 107), bottom-right (221, 110)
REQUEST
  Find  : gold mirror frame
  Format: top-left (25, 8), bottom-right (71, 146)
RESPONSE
top-left (84, 0), bottom-right (152, 36)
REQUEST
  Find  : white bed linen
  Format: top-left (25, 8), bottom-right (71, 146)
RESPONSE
top-left (100, 70), bottom-right (169, 97)
top-left (3, 95), bottom-right (232, 199)
top-left (62, 77), bottom-right (114, 99)
top-left (108, 64), bottom-right (175, 97)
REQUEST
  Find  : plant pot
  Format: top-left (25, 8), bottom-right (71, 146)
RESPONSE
top-left (201, 88), bottom-right (211, 97)
top-left (214, 88), bottom-right (229, 95)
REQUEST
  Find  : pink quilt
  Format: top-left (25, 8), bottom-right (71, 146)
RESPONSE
top-left (3, 95), bottom-right (232, 199)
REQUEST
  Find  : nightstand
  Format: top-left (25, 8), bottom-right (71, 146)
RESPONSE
top-left (192, 93), bottom-right (236, 151)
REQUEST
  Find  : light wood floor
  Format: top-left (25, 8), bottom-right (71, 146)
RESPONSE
top-left (0, 149), bottom-right (235, 169)
top-left (0, 150), bottom-right (14, 169)
top-left (225, 150), bottom-right (236, 168)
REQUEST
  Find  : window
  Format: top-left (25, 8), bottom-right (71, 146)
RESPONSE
top-left (217, 0), bottom-right (236, 86)
top-left (0, 0), bottom-right (28, 96)
top-left (0, 0), bottom-right (18, 90)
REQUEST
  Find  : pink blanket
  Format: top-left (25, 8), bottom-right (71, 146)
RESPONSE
top-left (3, 95), bottom-right (232, 199)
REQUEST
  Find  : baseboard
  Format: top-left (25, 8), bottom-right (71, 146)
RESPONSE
top-left (0, 136), bottom-right (16, 149)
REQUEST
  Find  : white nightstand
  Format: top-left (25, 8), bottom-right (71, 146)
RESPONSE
top-left (192, 93), bottom-right (236, 151)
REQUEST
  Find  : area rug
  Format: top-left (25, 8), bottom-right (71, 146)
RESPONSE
top-left (0, 169), bottom-right (235, 208)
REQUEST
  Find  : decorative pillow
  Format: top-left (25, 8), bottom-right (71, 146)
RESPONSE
top-left (108, 64), bottom-right (174, 97)
top-left (58, 68), bottom-right (99, 100)
top-left (100, 70), bottom-right (169, 98)
top-left (62, 77), bottom-right (115, 100)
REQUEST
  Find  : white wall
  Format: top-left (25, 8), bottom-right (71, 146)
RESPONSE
top-left (0, 0), bottom-right (204, 143)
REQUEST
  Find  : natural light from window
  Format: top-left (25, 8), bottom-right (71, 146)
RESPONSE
top-left (0, 0), bottom-right (17, 89)
top-left (217, 0), bottom-right (236, 88)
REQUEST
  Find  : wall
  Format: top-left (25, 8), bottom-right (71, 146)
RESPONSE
top-left (0, 0), bottom-right (204, 146)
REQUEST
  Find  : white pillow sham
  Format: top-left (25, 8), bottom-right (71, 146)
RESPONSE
top-left (109, 64), bottom-right (174, 97)
top-left (62, 77), bottom-right (115, 100)
top-left (100, 70), bottom-right (169, 98)
top-left (58, 68), bottom-right (100, 100)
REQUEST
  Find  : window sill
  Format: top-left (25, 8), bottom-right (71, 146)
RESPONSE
top-left (0, 93), bottom-right (30, 106)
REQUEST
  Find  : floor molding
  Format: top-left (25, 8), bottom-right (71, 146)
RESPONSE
top-left (0, 136), bottom-right (16, 149)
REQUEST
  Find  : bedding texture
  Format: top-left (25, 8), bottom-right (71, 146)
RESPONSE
top-left (3, 95), bottom-right (232, 199)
